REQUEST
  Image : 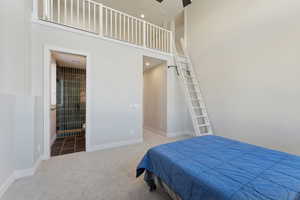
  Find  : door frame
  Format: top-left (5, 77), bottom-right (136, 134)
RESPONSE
top-left (43, 45), bottom-right (91, 159)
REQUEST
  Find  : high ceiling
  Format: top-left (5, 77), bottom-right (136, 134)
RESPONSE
top-left (94, 0), bottom-right (185, 26)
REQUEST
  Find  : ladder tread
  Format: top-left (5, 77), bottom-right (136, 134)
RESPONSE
top-left (184, 76), bottom-right (196, 80)
top-left (193, 106), bottom-right (203, 109)
top-left (194, 115), bottom-right (206, 118)
top-left (190, 98), bottom-right (202, 101)
top-left (198, 123), bottom-right (210, 127)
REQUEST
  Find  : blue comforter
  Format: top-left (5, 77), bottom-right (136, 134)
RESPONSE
top-left (137, 135), bottom-right (300, 200)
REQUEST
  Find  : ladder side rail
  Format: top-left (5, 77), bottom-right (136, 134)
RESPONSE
top-left (179, 38), bottom-right (213, 134)
top-left (174, 56), bottom-right (202, 136)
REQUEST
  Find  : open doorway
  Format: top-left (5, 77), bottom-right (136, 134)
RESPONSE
top-left (143, 56), bottom-right (167, 138)
top-left (50, 51), bottom-right (87, 157)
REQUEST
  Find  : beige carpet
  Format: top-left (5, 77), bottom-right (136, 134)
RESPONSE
top-left (2, 131), bottom-right (188, 200)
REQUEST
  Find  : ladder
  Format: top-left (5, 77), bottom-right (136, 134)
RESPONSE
top-left (172, 39), bottom-right (213, 136)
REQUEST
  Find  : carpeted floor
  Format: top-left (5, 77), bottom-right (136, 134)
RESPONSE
top-left (2, 131), bottom-right (188, 200)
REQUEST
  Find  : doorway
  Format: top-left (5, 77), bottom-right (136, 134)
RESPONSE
top-left (49, 51), bottom-right (87, 157)
top-left (143, 56), bottom-right (167, 138)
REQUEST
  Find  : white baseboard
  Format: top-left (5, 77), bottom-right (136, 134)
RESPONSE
top-left (0, 157), bottom-right (42, 199)
top-left (167, 131), bottom-right (194, 138)
top-left (0, 173), bottom-right (15, 199)
top-left (50, 134), bottom-right (57, 146)
top-left (14, 158), bottom-right (42, 180)
top-left (87, 138), bottom-right (143, 152)
top-left (144, 127), bottom-right (167, 136)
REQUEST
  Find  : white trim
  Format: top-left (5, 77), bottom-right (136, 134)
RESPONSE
top-left (32, 0), bottom-right (39, 20)
top-left (43, 46), bottom-right (91, 160)
top-left (0, 173), bottom-right (15, 198)
top-left (0, 157), bottom-right (42, 199)
top-left (32, 19), bottom-right (173, 58)
top-left (87, 138), bottom-right (143, 152)
top-left (167, 131), bottom-right (193, 138)
top-left (14, 158), bottom-right (42, 180)
top-left (50, 134), bottom-right (56, 146)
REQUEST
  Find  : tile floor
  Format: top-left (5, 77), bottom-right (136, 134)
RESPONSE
top-left (51, 132), bottom-right (86, 156)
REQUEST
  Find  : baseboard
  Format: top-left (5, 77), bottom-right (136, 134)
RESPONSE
top-left (144, 127), bottom-right (167, 136)
top-left (87, 138), bottom-right (143, 152)
top-left (185, 131), bottom-right (195, 136)
top-left (0, 157), bottom-right (42, 199)
top-left (14, 158), bottom-right (42, 180)
top-left (0, 173), bottom-right (15, 198)
top-left (50, 134), bottom-right (57, 146)
top-left (167, 131), bottom-right (194, 138)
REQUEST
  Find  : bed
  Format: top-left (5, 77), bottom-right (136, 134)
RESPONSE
top-left (136, 135), bottom-right (300, 200)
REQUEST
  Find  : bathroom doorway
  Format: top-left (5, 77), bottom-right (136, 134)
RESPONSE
top-left (49, 51), bottom-right (87, 157)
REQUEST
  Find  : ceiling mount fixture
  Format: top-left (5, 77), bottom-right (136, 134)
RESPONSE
top-left (140, 14), bottom-right (145, 18)
top-left (156, 0), bottom-right (192, 8)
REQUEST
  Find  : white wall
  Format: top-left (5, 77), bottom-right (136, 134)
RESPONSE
top-left (167, 66), bottom-right (193, 137)
top-left (0, 0), bottom-right (192, 196)
top-left (0, 0), bottom-right (31, 95)
top-left (187, 0), bottom-right (300, 155)
top-left (0, 95), bottom-right (15, 196)
top-left (0, 0), bottom-right (39, 197)
top-left (14, 96), bottom-right (35, 170)
top-left (31, 22), bottom-right (178, 152)
top-left (143, 63), bottom-right (167, 134)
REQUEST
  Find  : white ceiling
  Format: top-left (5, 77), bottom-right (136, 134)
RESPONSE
top-left (52, 51), bottom-right (86, 69)
top-left (143, 56), bottom-right (166, 71)
top-left (94, 0), bottom-right (185, 26)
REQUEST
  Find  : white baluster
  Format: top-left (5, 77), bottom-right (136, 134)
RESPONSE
top-left (58, 0), bottom-right (61, 23)
top-left (88, 1), bottom-right (91, 31)
top-left (131, 18), bottom-right (133, 42)
top-left (49, 0), bottom-right (53, 20)
top-left (93, 3), bottom-right (96, 32)
top-left (123, 15), bottom-right (126, 40)
top-left (99, 4), bottom-right (103, 36)
top-left (150, 25), bottom-right (152, 48)
top-left (105, 8), bottom-right (108, 36)
top-left (110, 10), bottom-right (113, 37)
top-left (114, 12), bottom-right (117, 38)
top-left (119, 13), bottom-right (122, 40)
top-left (77, 0), bottom-right (79, 26)
top-left (70, 0), bottom-right (73, 25)
top-left (83, 0), bottom-right (85, 29)
top-left (127, 16), bottom-right (129, 41)
top-left (64, 0), bottom-right (67, 24)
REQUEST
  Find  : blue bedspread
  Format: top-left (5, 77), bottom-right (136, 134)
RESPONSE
top-left (137, 135), bottom-right (300, 200)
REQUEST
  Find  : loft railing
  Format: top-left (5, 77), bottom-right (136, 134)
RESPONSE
top-left (36, 0), bottom-right (172, 53)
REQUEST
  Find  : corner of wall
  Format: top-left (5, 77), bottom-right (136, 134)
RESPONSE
top-left (0, 156), bottom-right (42, 199)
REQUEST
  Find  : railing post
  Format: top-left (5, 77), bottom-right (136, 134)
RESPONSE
top-left (99, 4), bottom-right (103, 36)
top-left (43, 0), bottom-right (50, 20)
top-left (32, 0), bottom-right (39, 20)
top-left (143, 21), bottom-right (146, 48)
top-left (170, 31), bottom-right (173, 54)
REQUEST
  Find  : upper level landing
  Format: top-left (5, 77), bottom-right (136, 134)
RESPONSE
top-left (32, 0), bottom-right (173, 55)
